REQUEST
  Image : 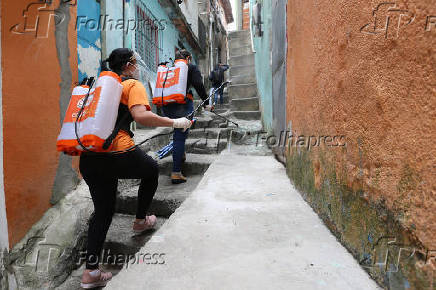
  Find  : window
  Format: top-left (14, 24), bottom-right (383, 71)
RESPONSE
top-left (135, 1), bottom-right (163, 72)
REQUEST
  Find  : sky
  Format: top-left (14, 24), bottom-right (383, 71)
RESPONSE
top-left (227, 0), bottom-right (238, 31)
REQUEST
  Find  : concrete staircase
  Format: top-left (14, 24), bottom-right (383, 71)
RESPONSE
top-left (228, 30), bottom-right (261, 122)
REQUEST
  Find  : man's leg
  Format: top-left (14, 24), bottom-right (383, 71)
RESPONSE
top-left (219, 88), bottom-right (224, 104)
top-left (162, 102), bottom-right (191, 183)
top-left (172, 128), bottom-right (188, 173)
top-left (214, 89), bottom-right (220, 105)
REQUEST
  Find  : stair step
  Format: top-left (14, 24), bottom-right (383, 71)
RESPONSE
top-left (157, 153), bottom-right (216, 175)
top-left (116, 175), bottom-right (204, 217)
top-left (193, 94), bottom-right (230, 107)
top-left (189, 128), bottom-right (231, 139)
top-left (194, 100), bottom-right (231, 109)
top-left (104, 214), bottom-right (167, 257)
top-left (230, 65), bottom-right (256, 78)
top-left (231, 111), bottom-right (262, 121)
top-left (191, 116), bottom-right (228, 129)
top-left (231, 97), bottom-right (260, 111)
top-left (185, 138), bottom-right (228, 154)
top-left (213, 108), bottom-right (230, 114)
top-left (229, 83), bottom-right (258, 99)
top-left (228, 30), bottom-right (251, 40)
top-left (229, 44), bottom-right (253, 57)
top-left (229, 54), bottom-right (255, 67)
top-left (229, 36), bottom-right (252, 48)
top-left (133, 127), bottom-right (173, 152)
top-left (230, 74), bottom-right (256, 85)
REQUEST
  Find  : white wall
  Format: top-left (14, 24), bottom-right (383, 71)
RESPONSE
top-left (0, 0), bottom-right (9, 253)
top-left (180, 0), bottom-right (199, 37)
top-left (227, 0), bottom-right (238, 31)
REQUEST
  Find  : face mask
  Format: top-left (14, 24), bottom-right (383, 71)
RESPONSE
top-left (129, 52), bottom-right (147, 80)
top-left (131, 64), bottom-right (140, 79)
top-left (126, 62), bottom-right (140, 79)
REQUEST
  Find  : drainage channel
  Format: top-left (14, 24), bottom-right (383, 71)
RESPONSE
top-left (57, 149), bottom-right (216, 290)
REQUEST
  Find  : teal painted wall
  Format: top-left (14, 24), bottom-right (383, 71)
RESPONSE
top-left (77, 0), bottom-right (101, 81)
top-left (250, 0), bottom-right (273, 132)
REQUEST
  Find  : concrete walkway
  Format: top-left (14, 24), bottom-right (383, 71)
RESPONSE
top-left (106, 152), bottom-right (380, 290)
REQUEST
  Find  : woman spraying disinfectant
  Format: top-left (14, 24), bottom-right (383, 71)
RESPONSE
top-left (57, 48), bottom-right (192, 289)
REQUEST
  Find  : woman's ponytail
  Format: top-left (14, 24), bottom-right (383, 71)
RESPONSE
top-left (101, 58), bottom-right (110, 72)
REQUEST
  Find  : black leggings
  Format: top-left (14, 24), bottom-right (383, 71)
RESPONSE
top-left (79, 148), bottom-right (159, 270)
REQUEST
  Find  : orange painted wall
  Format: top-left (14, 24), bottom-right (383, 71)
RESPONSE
top-left (1, 0), bottom-right (78, 247)
top-left (286, 0), bottom-right (435, 250)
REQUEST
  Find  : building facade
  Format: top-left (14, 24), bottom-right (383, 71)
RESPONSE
top-left (197, 0), bottom-right (233, 92)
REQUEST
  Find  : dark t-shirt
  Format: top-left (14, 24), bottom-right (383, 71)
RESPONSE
top-left (187, 63), bottom-right (208, 101)
top-left (210, 64), bottom-right (230, 87)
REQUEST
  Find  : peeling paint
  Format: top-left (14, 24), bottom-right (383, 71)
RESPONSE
top-left (78, 42), bottom-right (101, 78)
top-left (77, 0), bottom-right (101, 81)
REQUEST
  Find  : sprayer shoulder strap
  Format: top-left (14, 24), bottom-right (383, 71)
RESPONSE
top-left (161, 66), bottom-right (170, 105)
top-left (102, 77), bottom-right (137, 150)
top-left (102, 104), bottom-right (134, 150)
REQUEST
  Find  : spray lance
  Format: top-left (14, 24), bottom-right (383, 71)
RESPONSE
top-left (157, 81), bottom-right (238, 159)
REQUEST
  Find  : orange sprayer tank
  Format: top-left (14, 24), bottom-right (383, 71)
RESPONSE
top-left (56, 71), bottom-right (123, 155)
top-left (152, 59), bottom-right (189, 106)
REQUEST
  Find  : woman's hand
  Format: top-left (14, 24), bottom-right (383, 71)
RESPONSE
top-left (172, 117), bottom-right (192, 132)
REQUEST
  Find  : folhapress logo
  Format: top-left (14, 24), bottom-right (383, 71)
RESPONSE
top-left (16, 237), bottom-right (65, 273)
top-left (10, 0), bottom-right (77, 39)
top-left (360, 2), bottom-right (436, 38)
top-left (360, 2), bottom-right (415, 39)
